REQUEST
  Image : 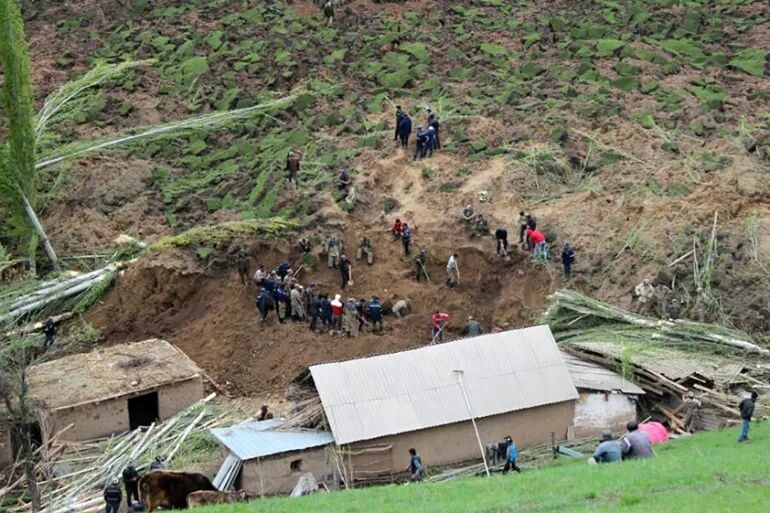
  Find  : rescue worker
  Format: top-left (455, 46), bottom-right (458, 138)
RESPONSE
top-left (401, 223), bottom-right (412, 257)
top-left (634, 279), bottom-right (655, 314)
top-left (337, 169), bottom-right (351, 195)
top-left (426, 126), bottom-right (437, 157)
top-left (431, 310), bottom-right (449, 343)
top-left (276, 260), bottom-right (291, 281)
top-left (104, 481), bottom-right (122, 513)
top-left (392, 298), bottom-right (411, 318)
top-left (234, 250), bottom-right (251, 286)
top-left (290, 284), bottom-right (305, 321)
top-left (394, 106), bottom-right (405, 142)
top-left (321, 294), bottom-right (333, 331)
top-left (562, 242), bottom-right (575, 279)
top-left (148, 456), bottom-right (165, 471)
top-left (309, 293), bottom-right (322, 332)
top-left (275, 284), bottom-right (290, 323)
top-left (667, 297), bottom-right (682, 319)
top-left (398, 113), bottom-right (412, 149)
top-left (414, 249), bottom-right (429, 281)
top-left (681, 392), bottom-right (702, 433)
top-left (298, 237), bottom-right (311, 254)
top-left (256, 287), bottom-right (275, 324)
top-left (392, 218), bottom-right (403, 240)
top-left (326, 235), bottom-right (342, 268)
top-left (122, 464), bottom-right (140, 505)
top-left (654, 283), bottom-right (672, 318)
top-left (355, 298), bottom-right (367, 333)
top-left (323, 1), bottom-right (334, 25)
top-left (330, 294), bottom-right (343, 332)
top-left (343, 298), bottom-right (359, 337)
top-left (466, 316), bottom-right (482, 336)
top-left (286, 150), bottom-right (301, 186)
top-left (339, 254), bottom-right (352, 289)
top-left (356, 235), bottom-right (374, 265)
top-left (427, 109), bottom-right (441, 150)
top-left (413, 126), bottom-right (429, 161)
top-left (517, 211), bottom-right (528, 244)
top-left (495, 225), bottom-right (508, 256)
top-left (42, 318), bottom-right (56, 349)
top-left (368, 296), bottom-right (384, 333)
top-left (446, 253), bottom-right (460, 287)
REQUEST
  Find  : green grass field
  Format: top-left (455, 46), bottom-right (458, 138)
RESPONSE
top-left (202, 424), bottom-right (769, 513)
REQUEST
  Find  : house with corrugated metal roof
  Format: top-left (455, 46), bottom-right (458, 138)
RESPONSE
top-left (305, 325), bottom-right (579, 480)
top-left (561, 352), bottom-right (644, 437)
top-left (210, 419), bottom-right (335, 496)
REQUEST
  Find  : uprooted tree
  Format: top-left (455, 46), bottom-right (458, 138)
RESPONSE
top-left (0, 0), bottom-right (298, 275)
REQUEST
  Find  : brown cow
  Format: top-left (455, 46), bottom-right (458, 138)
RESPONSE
top-left (187, 490), bottom-right (253, 508)
top-left (139, 471), bottom-right (216, 511)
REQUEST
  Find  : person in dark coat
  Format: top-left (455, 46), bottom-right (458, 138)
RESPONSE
top-left (495, 226), bottom-right (508, 256)
top-left (426, 126), bottom-right (437, 157)
top-left (274, 285), bottom-right (290, 323)
top-left (398, 113), bottom-right (412, 148)
top-left (42, 318), bottom-right (56, 349)
top-left (286, 150), bottom-right (301, 186)
top-left (148, 457), bottom-right (165, 471)
top-left (367, 296), bottom-right (383, 333)
top-left (104, 481), bottom-right (122, 513)
top-left (338, 170), bottom-right (351, 194)
top-left (256, 288), bottom-right (275, 324)
top-left (234, 250), bottom-right (251, 286)
top-left (562, 243), bottom-right (576, 279)
top-left (738, 391), bottom-right (759, 442)
top-left (309, 294), bottom-right (322, 332)
top-left (394, 106), bottom-right (405, 141)
top-left (401, 223), bottom-right (412, 257)
top-left (122, 464), bottom-right (140, 505)
top-left (428, 112), bottom-right (441, 150)
top-left (355, 298), bottom-right (367, 333)
top-left (320, 294), bottom-right (333, 331)
top-left (413, 127), bottom-right (429, 161)
top-left (339, 255), bottom-right (352, 289)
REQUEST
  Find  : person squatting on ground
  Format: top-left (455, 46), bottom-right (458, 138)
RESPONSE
top-left (286, 149), bottom-right (301, 186)
top-left (495, 225), bottom-right (508, 256)
top-left (446, 253), bottom-right (459, 287)
top-left (414, 249), bottom-right (429, 281)
top-left (401, 223), bottom-right (412, 257)
top-left (356, 235), bottom-right (374, 265)
top-left (392, 298), bottom-right (411, 318)
top-left (503, 436), bottom-right (522, 474)
top-left (738, 391), bottom-right (758, 443)
top-left (408, 448), bottom-right (425, 482)
top-left (339, 254), bottom-right (352, 289)
top-left (431, 310), bottom-right (449, 343)
top-left (342, 298), bottom-right (359, 338)
top-left (562, 242), bottom-right (575, 279)
top-left (104, 481), bottom-right (122, 513)
top-left (592, 429), bottom-right (622, 464)
top-left (368, 296), bottom-right (384, 333)
top-left (327, 234), bottom-right (342, 268)
top-left (392, 218), bottom-right (403, 240)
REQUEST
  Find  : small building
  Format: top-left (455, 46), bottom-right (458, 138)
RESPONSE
top-left (307, 325), bottom-right (579, 480)
top-left (210, 419), bottom-right (335, 496)
top-left (1, 339), bottom-right (204, 466)
top-left (562, 352), bottom-right (644, 437)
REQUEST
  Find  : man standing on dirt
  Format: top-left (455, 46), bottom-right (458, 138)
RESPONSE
top-left (42, 318), bottom-right (56, 349)
top-left (495, 225), bottom-right (508, 256)
top-left (122, 464), bottom-right (140, 506)
top-left (738, 391), bottom-right (758, 443)
top-left (446, 253), bottom-right (459, 287)
top-left (368, 296), bottom-right (384, 333)
top-left (253, 265), bottom-right (266, 287)
top-left (275, 284), bottom-right (290, 323)
top-left (103, 481), bottom-right (122, 513)
top-left (414, 249), bottom-right (429, 281)
top-left (431, 310), bottom-right (450, 343)
top-left (394, 106), bottom-right (405, 142)
top-left (356, 235), bottom-right (374, 265)
top-left (309, 293), bottom-right (322, 332)
top-left (256, 287), bottom-right (275, 325)
top-left (413, 126), bottom-right (428, 161)
top-left (427, 109), bottom-right (441, 150)
top-left (337, 169), bottom-right (351, 195)
top-left (343, 298), bottom-right (359, 338)
top-left (562, 242), bottom-right (575, 279)
top-left (401, 223), bottom-right (412, 257)
top-left (654, 283), bottom-right (671, 318)
top-left (286, 149), bottom-right (301, 187)
top-left (290, 284), bottom-right (305, 321)
top-left (398, 112), bottom-right (412, 149)
top-left (327, 234), bottom-right (342, 269)
top-left (427, 126), bottom-right (437, 158)
top-left (518, 212), bottom-right (528, 245)
top-left (331, 294), bottom-right (343, 332)
top-left (634, 279), bottom-right (655, 314)
top-left (340, 254), bottom-right (352, 289)
top-left (234, 250), bottom-right (251, 286)
top-left (321, 294), bottom-right (333, 332)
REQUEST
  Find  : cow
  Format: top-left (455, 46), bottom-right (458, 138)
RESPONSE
top-left (139, 471), bottom-right (216, 511)
top-left (187, 490), bottom-right (253, 508)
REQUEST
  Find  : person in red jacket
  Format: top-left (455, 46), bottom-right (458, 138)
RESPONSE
top-left (526, 226), bottom-right (547, 262)
top-left (431, 311), bottom-right (449, 343)
top-left (392, 218), bottom-right (403, 240)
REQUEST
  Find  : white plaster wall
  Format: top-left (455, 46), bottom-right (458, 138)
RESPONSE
top-left (573, 392), bottom-right (637, 437)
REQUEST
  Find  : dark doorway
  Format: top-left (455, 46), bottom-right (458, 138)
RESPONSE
top-left (128, 392), bottom-right (159, 430)
top-left (12, 422), bottom-right (42, 459)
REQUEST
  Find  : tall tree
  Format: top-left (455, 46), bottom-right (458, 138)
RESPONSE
top-left (0, 0), bottom-right (61, 272)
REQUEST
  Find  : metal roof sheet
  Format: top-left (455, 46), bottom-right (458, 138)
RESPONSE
top-left (561, 352), bottom-right (644, 394)
top-left (310, 325), bottom-right (578, 445)
top-left (210, 420), bottom-right (334, 460)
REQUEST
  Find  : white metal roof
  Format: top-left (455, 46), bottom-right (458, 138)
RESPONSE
top-left (210, 419), bottom-right (334, 460)
top-left (310, 325), bottom-right (578, 445)
top-left (561, 353), bottom-right (644, 395)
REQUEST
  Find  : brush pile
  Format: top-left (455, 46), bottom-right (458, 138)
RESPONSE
top-left (544, 290), bottom-right (770, 431)
top-left (0, 394), bottom-right (244, 513)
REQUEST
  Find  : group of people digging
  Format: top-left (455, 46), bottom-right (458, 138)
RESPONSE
top-left (394, 106), bottom-right (441, 161)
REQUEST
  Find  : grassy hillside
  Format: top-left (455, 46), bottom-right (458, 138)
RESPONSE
top-left (200, 425), bottom-right (769, 513)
